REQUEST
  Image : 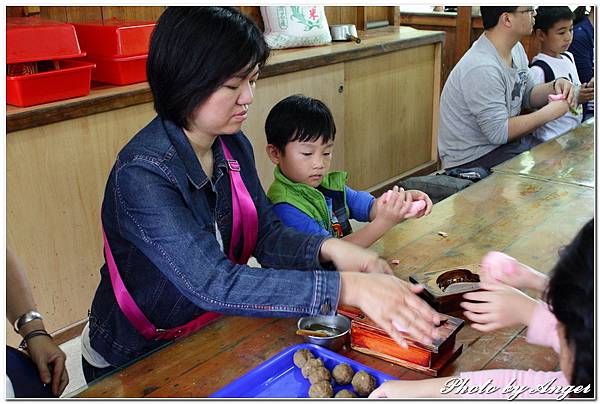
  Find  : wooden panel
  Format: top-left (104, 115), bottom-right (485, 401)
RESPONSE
top-left (65, 6), bottom-right (102, 23)
top-left (366, 6), bottom-right (391, 24)
top-left (455, 6), bottom-right (472, 60)
top-left (344, 45), bottom-right (435, 189)
top-left (39, 6), bottom-right (68, 22)
top-left (6, 103), bottom-right (157, 346)
top-left (101, 6), bottom-right (165, 22)
top-left (241, 64), bottom-right (345, 190)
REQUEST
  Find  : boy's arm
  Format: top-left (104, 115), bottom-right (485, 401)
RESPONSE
top-left (341, 219), bottom-right (394, 248)
top-left (271, 203), bottom-right (330, 237)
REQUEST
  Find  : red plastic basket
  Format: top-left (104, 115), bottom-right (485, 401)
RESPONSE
top-left (6, 60), bottom-right (95, 107)
top-left (78, 54), bottom-right (147, 85)
top-left (72, 19), bottom-right (155, 57)
top-left (7, 17), bottom-right (85, 63)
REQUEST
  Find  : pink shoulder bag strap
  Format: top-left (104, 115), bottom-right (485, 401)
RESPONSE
top-left (102, 136), bottom-right (258, 341)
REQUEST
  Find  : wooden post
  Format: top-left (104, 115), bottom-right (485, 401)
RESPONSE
top-left (455, 6), bottom-right (472, 60)
top-left (356, 6), bottom-right (367, 31)
top-left (388, 6), bottom-right (400, 26)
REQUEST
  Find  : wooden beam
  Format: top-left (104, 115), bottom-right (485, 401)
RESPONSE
top-left (356, 6), bottom-right (366, 31)
top-left (455, 6), bottom-right (472, 59)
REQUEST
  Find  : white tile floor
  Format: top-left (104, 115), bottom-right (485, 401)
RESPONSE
top-left (59, 337), bottom-right (86, 397)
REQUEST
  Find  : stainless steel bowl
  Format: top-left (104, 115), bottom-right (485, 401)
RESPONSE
top-left (297, 314), bottom-right (351, 351)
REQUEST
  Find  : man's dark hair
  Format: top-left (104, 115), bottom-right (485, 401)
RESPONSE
top-left (573, 6), bottom-right (589, 25)
top-left (265, 95), bottom-right (336, 152)
top-left (534, 7), bottom-right (574, 32)
top-left (480, 7), bottom-right (519, 30)
top-left (545, 219), bottom-right (594, 397)
top-left (147, 7), bottom-right (270, 129)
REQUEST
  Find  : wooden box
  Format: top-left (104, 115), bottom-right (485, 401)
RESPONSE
top-left (409, 264), bottom-right (481, 313)
top-left (338, 306), bottom-right (464, 376)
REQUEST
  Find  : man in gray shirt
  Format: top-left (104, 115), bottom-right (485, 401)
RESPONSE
top-left (438, 6), bottom-right (576, 171)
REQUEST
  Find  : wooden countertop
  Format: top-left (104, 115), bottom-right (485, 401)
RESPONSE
top-left (74, 168), bottom-right (592, 397)
top-left (7, 26), bottom-right (444, 133)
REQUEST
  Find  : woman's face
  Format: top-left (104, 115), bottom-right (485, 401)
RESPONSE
top-left (556, 321), bottom-right (575, 382)
top-left (188, 65), bottom-right (260, 138)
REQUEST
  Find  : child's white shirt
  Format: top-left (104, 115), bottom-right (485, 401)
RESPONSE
top-left (530, 51), bottom-right (583, 142)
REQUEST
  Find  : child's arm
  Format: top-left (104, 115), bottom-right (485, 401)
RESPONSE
top-left (579, 77), bottom-right (594, 104)
top-left (343, 187), bottom-right (413, 248)
top-left (271, 203), bottom-right (330, 236)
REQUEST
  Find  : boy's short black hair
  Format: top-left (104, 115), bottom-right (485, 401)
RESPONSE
top-left (534, 7), bottom-right (574, 32)
top-left (265, 95), bottom-right (336, 152)
top-left (480, 7), bottom-right (519, 29)
top-left (147, 7), bottom-right (269, 129)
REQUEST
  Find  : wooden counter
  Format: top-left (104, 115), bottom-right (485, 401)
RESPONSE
top-left (6, 26), bottom-right (444, 346)
top-left (74, 171), bottom-right (592, 397)
top-left (493, 119), bottom-right (594, 188)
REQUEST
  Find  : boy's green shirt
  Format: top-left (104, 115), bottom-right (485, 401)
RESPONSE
top-left (267, 166), bottom-right (350, 234)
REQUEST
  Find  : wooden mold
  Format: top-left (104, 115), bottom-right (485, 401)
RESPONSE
top-left (337, 305), bottom-right (464, 376)
top-left (409, 264), bottom-right (482, 313)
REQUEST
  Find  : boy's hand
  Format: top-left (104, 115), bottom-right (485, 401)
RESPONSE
top-left (405, 190), bottom-right (432, 218)
top-left (373, 186), bottom-right (413, 226)
top-left (579, 78), bottom-right (594, 104)
top-left (461, 282), bottom-right (537, 332)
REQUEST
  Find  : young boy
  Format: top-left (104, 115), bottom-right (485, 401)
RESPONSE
top-left (530, 7), bottom-right (592, 142)
top-left (265, 95), bottom-right (432, 248)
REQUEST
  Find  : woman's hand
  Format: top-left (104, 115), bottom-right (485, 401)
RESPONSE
top-left (370, 378), bottom-right (458, 398)
top-left (340, 272), bottom-right (441, 348)
top-left (26, 335), bottom-right (69, 396)
top-left (319, 238), bottom-right (392, 274)
top-left (480, 251), bottom-right (548, 292)
top-left (461, 282), bottom-right (537, 333)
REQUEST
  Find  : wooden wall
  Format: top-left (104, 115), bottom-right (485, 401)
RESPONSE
top-left (6, 6), bottom-right (399, 30)
top-left (401, 7), bottom-right (542, 86)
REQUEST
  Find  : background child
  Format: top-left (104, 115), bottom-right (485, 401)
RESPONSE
top-left (569, 6), bottom-right (594, 120)
top-left (370, 219), bottom-right (593, 399)
top-left (265, 95), bottom-right (432, 248)
top-left (530, 6), bottom-right (593, 142)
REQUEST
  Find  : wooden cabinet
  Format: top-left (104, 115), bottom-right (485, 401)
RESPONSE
top-left (6, 26), bottom-right (443, 345)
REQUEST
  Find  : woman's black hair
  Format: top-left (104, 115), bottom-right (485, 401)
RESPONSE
top-left (147, 7), bottom-right (270, 129)
top-left (573, 6), bottom-right (589, 25)
top-left (265, 95), bottom-right (336, 152)
top-left (534, 7), bottom-right (574, 32)
top-left (480, 7), bottom-right (519, 30)
top-left (545, 219), bottom-right (594, 398)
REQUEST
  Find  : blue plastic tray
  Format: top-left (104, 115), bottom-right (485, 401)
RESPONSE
top-left (210, 343), bottom-right (397, 398)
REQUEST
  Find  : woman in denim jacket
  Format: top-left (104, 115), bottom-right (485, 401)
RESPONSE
top-left (81, 6), bottom-right (441, 382)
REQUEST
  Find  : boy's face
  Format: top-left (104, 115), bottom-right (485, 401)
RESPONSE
top-left (267, 139), bottom-right (334, 187)
top-left (539, 19), bottom-right (574, 55)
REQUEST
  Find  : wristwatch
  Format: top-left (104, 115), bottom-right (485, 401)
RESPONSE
top-left (13, 310), bottom-right (43, 333)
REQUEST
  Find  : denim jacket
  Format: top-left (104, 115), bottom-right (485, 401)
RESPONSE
top-left (88, 117), bottom-right (340, 367)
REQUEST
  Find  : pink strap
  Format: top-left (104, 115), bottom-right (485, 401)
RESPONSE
top-left (219, 137), bottom-right (258, 264)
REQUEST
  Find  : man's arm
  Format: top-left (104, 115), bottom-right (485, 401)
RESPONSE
top-left (507, 101), bottom-right (569, 141)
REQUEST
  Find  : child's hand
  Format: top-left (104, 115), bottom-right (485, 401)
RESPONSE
top-left (480, 251), bottom-right (548, 292)
top-left (461, 282), bottom-right (537, 332)
top-left (579, 78), bottom-right (594, 103)
top-left (373, 186), bottom-right (414, 225)
top-left (405, 190), bottom-right (433, 218)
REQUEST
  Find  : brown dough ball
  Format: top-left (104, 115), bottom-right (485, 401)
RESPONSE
top-left (335, 389), bottom-right (357, 398)
top-left (351, 370), bottom-right (376, 397)
top-left (309, 381), bottom-right (333, 398)
top-left (301, 358), bottom-right (324, 378)
top-left (293, 348), bottom-right (314, 368)
top-left (308, 366), bottom-right (331, 384)
top-left (332, 363), bottom-right (354, 385)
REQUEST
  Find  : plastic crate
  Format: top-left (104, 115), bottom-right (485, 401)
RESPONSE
top-left (78, 53), bottom-right (147, 85)
top-left (72, 19), bottom-right (155, 57)
top-left (6, 59), bottom-right (95, 107)
top-left (7, 17), bottom-right (85, 63)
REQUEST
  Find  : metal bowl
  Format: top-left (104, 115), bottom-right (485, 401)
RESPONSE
top-left (297, 314), bottom-right (351, 351)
